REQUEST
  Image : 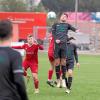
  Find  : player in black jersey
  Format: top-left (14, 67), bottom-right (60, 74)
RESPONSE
top-left (0, 20), bottom-right (28, 100)
top-left (65, 37), bottom-right (80, 93)
top-left (52, 13), bottom-right (78, 87)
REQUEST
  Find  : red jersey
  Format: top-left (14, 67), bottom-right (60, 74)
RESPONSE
top-left (12, 43), bottom-right (44, 63)
top-left (48, 34), bottom-right (54, 54)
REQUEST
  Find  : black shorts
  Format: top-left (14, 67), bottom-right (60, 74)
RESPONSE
top-left (66, 60), bottom-right (74, 70)
top-left (54, 42), bottom-right (66, 59)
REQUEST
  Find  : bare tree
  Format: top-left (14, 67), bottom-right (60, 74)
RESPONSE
top-left (0, 0), bottom-right (28, 12)
top-left (42, 0), bottom-right (100, 13)
top-left (42, 0), bottom-right (74, 13)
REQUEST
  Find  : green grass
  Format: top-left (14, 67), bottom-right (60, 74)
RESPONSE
top-left (26, 53), bottom-right (100, 100)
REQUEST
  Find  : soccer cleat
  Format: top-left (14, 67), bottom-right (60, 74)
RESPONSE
top-left (34, 89), bottom-right (39, 94)
top-left (65, 89), bottom-right (71, 94)
top-left (56, 80), bottom-right (61, 88)
top-left (61, 79), bottom-right (66, 88)
top-left (47, 80), bottom-right (55, 87)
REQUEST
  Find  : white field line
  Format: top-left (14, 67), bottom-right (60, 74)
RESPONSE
top-left (79, 62), bottom-right (100, 65)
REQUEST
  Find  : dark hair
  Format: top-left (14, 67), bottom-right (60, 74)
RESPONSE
top-left (0, 20), bottom-right (13, 40)
top-left (58, 12), bottom-right (68, 18)
top-left (27, 34), bottom-right (33, 38)
top-left (63, 13), bottom-right (68, 18)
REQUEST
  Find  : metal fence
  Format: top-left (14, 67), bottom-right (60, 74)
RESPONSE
top-left (33, 21), bottom-right (100, 52)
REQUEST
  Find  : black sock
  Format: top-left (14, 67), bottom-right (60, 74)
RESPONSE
top-left (55, 65), bottom-right (60, 79)
top-left (61, 66), bottom-right (66, 79)
top-left (65, 77), bottom-right (68, 87)
top-left (68, 77), bottom-right (73, 89)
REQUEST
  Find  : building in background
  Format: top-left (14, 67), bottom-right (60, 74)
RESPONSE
top-left (0, 12), bottom-right (47, 41)
top-left (65, 12), bottom-right (100, 50)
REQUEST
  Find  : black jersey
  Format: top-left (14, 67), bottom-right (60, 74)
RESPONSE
top-left (52, 23), bottom-right (76, 43)
top-left (0, 47), bottom-right (28, 100)
top-left (66, 42), bottom-right (78, 63)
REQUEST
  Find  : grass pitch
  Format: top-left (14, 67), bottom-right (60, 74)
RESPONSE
top-left (26, 53), bottom-right (100, 100)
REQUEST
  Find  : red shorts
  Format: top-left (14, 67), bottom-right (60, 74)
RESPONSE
top-left (48, 52), bottom-right (54, 62)
top-left (23, 60), bottom-right (38, 73)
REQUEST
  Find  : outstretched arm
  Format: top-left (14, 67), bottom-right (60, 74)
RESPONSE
top-left (68, 24), bottom-right (77, 32)
top-left (12, 44), bottom-right (25, 49)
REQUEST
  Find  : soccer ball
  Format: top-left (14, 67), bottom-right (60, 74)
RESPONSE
top-left (47, 11), bottom-right (56, 19)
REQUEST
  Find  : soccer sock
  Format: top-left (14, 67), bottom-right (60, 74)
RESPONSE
top-left (65, 77), bottom-right (68, 88)
top-left (61, 66), bottom-right (67, 79)
top-left (68, 77), bottom-right (73, 89)
top-left (59, 70), bottom-right (62, 77)
top-left (34, 79), bottom-right (39, 89)
top-left (48, 69), bottom-right (53, 81)
top-left (55, 65), bottom-right (60, 79)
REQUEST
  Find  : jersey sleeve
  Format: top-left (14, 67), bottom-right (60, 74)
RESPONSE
top-left (68, 24), bottom-right (76, 32)
top-left (38, 45), bottom-right (44, 50)
top-left (12, 44), bottom-right (25, 49)
top-left (11, 51), bottom-right (23, 74)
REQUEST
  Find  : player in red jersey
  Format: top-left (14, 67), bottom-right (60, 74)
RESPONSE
top-left (47, 33), bottom-right (55, 87)
top-left (47, 34), bottom-right (63, 87)
top-left (12, 35), bottom-right (44, 94)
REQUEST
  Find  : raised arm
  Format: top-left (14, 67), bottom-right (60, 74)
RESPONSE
top-left (38, 45), bottom-right (44, 50)
top-left (68, 24), bottom-right (77, 32)
top-left (52, 23), bottom-right (56, 39)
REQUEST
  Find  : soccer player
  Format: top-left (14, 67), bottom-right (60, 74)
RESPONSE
top-left (52, 13), bottom-right (78, 87)
top-left (12, 35), bottom-right (44, 94)
top-left (47, 33), bottom-right (55, 87)
top-left (65, 37), bottom-right (80, 94)
top-left (0, 20), bottom-right (28, 100)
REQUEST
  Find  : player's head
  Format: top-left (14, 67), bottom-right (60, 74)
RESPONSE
top-left (60, 12), bottom-right (68, 23)
top-left (27, 34), bottom-right (34, 45)
top-left (0, 20), bottom-right (13, 41)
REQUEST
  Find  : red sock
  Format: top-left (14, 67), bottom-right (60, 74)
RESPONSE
top-left (34, 79), bottom-right (39, 89)
top-left (23, 71), bottom-right (27, 76)
top-left (59, 70), bottom-right (62, 77)
top-left (48, 70), bottom-right (53, 81)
